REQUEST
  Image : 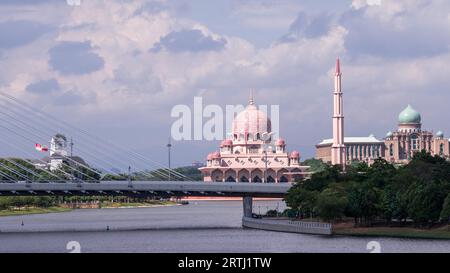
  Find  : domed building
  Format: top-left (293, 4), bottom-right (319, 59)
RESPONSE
top-left (314, 59), bottom-right (449, 166)
top-left (384, 105), bottom-right (449, 163)
top-left (199, 97), bottom-right (310, 183)
top-left (316, 104), bottom-right (450, 164)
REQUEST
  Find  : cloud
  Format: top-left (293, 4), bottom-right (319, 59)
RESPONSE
top-left (279, 11), bottom-right (335, 42)
top-left (48, 41), bottom-right (105, 75)
top-left (1, 0), bottom-right (450, 165)
top-left (52, 90), bottom-right (94, 106)
top-left (0, 20), bottom-right (52, 49)
top-left (26, 78), bottom-right (60, 94)
top-left (151, 29), bottom-right (227, 53)
top-left (341, 0), bottom-right (450, 59)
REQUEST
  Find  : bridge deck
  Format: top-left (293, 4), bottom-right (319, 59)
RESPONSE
top-left (0, 181), bottom-right (292, 197)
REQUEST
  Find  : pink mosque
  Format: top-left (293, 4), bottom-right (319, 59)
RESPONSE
top-left (199, 97), bottom-right (310, 183)
top-left (199, 58), bottom-right (450, 181)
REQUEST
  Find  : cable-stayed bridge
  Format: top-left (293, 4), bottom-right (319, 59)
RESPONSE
top-left (0, 92), bottom-right (291, 217)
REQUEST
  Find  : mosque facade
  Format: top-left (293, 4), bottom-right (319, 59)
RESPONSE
top-left (199, 97), bottom-right (310, 183)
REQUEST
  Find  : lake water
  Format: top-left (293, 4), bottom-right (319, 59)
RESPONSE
top-left (0, 200), bottom-right (449, 253)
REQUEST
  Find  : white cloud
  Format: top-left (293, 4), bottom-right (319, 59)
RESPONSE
top-left (0, 0), bottom-right (450, 164)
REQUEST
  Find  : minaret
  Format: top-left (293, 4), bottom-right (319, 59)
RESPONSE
top-left (331, 58), bottom-right (346, 170)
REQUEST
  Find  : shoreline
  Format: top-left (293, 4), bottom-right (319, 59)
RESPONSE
top-left (0, 202), bottom-right (179, 217)
top-left (333, 226), bottom-right (450, 240)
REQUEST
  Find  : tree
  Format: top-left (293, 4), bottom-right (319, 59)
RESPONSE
top-left (345, 181), bottom-right (382, 226)
top-left (284, 185), bottom-right (317, 218)
top-left (440, 193), bottom-right (450, 223)
top-left (406, 179), bottom-right (447, 225)
top-left (302, 158), bottom-right (327, 173)
top-left (303, 165), bottom-right (340, 192)
top-left (315, 184), bottom-right (348, 222)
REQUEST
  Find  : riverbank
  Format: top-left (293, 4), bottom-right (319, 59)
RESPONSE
top-left (333, 222), bottom-right (450, 240)
top-left (0, 207), bottom-right (71, 217)
top-left (0, 201), bottom-right (178, 217)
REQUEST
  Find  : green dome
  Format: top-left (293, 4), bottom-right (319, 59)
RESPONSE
top-left (398, 105), bottom-right (421, 124)
top-left (436, 131), bottom-right (444, 138)
top-left (386, 131), bottom-right (393, 138)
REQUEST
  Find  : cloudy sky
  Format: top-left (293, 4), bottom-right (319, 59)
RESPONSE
top-left (1, 0), bottom-right (450, 168)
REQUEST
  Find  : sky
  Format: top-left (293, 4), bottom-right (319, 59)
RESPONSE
top-left (0, 0), bottom-right (450, 168)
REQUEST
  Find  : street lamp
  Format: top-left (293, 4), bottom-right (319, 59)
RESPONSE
top-left (261, 132), bottom-right (273, 183)
top-left (167, 137), bottom-right (172, 181)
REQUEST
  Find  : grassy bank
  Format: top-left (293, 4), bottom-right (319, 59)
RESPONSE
top-left (0, 207), bottom-right (71, 217)
top-left (333, 222), bottom-right (450, 240)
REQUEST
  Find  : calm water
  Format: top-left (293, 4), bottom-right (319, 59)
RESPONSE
top-left (0, 200), bottom-right (449, 253)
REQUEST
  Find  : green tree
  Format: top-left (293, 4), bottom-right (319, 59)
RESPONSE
top-left (440, 193), bottom-right (450, 223)
top-left (284, 184), bottom-right (317, 218)
top-left (315, 184), bottom-right (348, 222)
top-left (345, 181), bottom-right (382, 226)
top-left (302, 158), bottom-right (327, 173)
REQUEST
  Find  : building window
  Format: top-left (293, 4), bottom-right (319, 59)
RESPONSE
top-left (389, 144), bottom-right (394, 157)
top-left (411, 134), bottom-right (419, 151)
top-left (440, 143), bottom-right (444, 156)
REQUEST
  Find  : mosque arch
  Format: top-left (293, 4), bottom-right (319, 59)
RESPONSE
top-left (266, 176), bottom-right (275, 183)
top-left (278, 168), bottom-right (289, 183)
top-left (225, 176), bottom-right (236, 182)
top-left (211, 169), bottom-right (223, 182)
top-left (252, 176), bottom-right (262, 183)
top-left (266, 168), bottom-right (277, 182)
top-left (251, 169), bottom-right (263, 183)
top-left (238, 169), bottom-right (250, 183)
top-left (224, 170), bottom-right (236, 182)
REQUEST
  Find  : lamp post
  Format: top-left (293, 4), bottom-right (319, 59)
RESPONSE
top-left (261, 132), bottom-right (273, 183)
top-left (167, 138), bottom-right (172, 181)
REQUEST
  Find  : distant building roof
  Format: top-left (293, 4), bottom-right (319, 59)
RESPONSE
top-left (317, 135), bottom-right (383, 146)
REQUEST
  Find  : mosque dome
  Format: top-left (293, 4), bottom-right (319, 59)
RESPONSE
top-left (398, 105), bottom-right (421, 124)
top-left (436, 131), bottom-right (444, 138)
top-left (220, 139), bottom-right (233, 147)
top-left (290, 151), bottom-right (300, 159)
top-left (207, 153), bottom-right (214, 160)
top-left (386, 131), bottom-right (393, 138)
top-left (276, 138), bottom-right (285, 146)
top-left (231, 97), bottom-right (271, 138)
top-left (211, 151), bottom-right (221, 159)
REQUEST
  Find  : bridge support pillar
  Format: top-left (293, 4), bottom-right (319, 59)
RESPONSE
top-left (243, 196), bottom-right (253, 218)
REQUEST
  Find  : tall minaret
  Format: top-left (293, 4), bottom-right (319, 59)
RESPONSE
top-left (331, 58), bottom-right (346, 170)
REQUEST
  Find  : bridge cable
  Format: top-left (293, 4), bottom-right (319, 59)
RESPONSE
top-left (0, 92), bottom-right (190, 181)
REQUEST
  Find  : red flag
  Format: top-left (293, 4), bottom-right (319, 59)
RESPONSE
top-left (35, 143), bottom-right (48, 152)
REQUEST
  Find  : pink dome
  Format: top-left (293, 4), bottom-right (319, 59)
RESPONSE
top-left (207, 153), bottom-right (214, 160)
top-left (276, 138), bottom-right (285, 146)
top-left (220, 139), bottom-right (233, 147)
top-left (211, 151), bottom-right (221, 159)
top-left (231, 101), bottom-right (271, 137)
top-left (290, 151), bottom-right (300, 158)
